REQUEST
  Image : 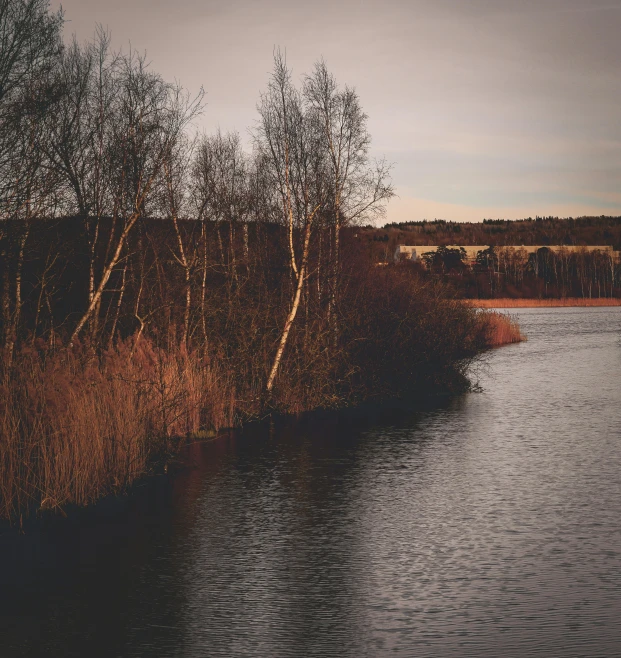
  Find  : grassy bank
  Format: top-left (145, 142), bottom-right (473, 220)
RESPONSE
top-left (0, 294), bottom-right (523, 523)
top-left (469, 298), bottom-right (621, 308)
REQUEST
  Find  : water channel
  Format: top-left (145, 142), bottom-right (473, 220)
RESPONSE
top-left (1, 307), bottom-right (621, 657)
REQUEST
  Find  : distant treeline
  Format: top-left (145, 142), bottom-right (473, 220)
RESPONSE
top-left (381, 216), bottom-right (621, 249)
top-left (363, 217), bottom-right (621, 299)
top-left (413, 245), bottom-right (621, 299)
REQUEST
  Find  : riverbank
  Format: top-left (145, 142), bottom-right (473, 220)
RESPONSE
top-left (0, 305), bottom-right (525, 523)
top-left (469, 298), bottom-right (621, 308)
top-left (2, 307), bottom-right (618, 657)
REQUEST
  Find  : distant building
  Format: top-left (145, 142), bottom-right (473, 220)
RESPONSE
top-left (395, 244), bottom-right (620, 265)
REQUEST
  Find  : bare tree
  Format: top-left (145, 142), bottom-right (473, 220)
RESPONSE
top-left (304, 59), bottom-right (393, 348)
top-left (0, 0), bottom-right (62, 101)
top-left (69, 51), bottom-right (203, 344)
top-left (192, 130), bottom-right (248, 270)
top-left (191, 128), bottom-right (250, 339)
top-left (37, 30), bottom-right (117, 338)
top-left (161, 132), bottom-right (198, 345)
top-left (0, 0), bottom-right (62, 209)
top-left (0, 0), bottom-right (63, 356)
top-left (255, 51), bottom-right (326, 392)
top-left (42, 29), bottom-right (118, 299)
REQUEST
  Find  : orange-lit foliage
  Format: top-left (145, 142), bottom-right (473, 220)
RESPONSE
top-left (0, 338), bottom-right (234, 521)
top-left (0, 260), bottom-right (528, 522)
top-left (470, 298), bottom-right (621, 308)
top-left (477, 311), bottom-right (526, 347)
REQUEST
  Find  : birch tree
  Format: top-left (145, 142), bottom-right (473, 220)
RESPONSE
top-left (0, 0), bottom-right (63, 355)
top-left (69, 51), bottom-right (202, 344)
top-left (41, 28), bottom-right (118, 338)
top-left (304, 59), bottom-right (393, 348)
top-left (162, 133), bottom-right (198, 345)
top-left (192, 130), bottom-right (248, 272)
top-left (255, 51), bottom-right (326, 392)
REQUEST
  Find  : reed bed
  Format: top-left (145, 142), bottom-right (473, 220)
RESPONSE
top-left (0, 288), bottom-right (527, 523)
top-left (0, 338), bottom-right (235, 521)
top-left (477, 311), bottom-right (526, 347)
top-left (469, 298), bottom-right (621, 308)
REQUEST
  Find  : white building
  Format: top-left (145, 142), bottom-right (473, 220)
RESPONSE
top-left (395, 244), bottom-right (619, 265)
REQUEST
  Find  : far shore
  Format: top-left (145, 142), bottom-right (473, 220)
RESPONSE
top-left (468, 298), bottom-right (621, 308)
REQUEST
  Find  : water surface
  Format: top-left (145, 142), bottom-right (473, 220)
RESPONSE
top-left (1, 307), bottom-right (620, 657)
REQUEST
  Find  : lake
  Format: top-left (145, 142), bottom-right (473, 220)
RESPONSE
top-left (1, 307), bottom-right (620, 657)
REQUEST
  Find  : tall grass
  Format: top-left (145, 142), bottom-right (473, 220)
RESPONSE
top-left (0, 338), bottom-right (234, 521)
top-left (477, 311), bottom-right (526, 347)
top-left (470, 298), bottom-right (621, 308)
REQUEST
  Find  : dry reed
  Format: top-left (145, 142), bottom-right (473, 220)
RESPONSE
top-left (469, 298), bottom-right (621, 308)
top-left (0, 291), bottom-right (528, 522)
top-left (0, 337), bottom-right (235, 521)
top-left (477, 311), bottom-right (526, 347)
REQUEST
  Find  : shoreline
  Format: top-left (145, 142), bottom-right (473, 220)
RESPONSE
top-left (0, 309), bottom-right (522, 525)
top-left (467, 298), bottom-right (621, 308)
top-left (0, 380), bottom-right (508, 534)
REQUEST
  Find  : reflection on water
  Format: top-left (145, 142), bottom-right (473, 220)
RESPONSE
top-left (1, 308), bottom-right (621, 657)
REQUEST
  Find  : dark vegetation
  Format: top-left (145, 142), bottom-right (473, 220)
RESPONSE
top-left (0, 1), bottom-right (520, 521)
top-left (382, 216), bottom-right (621, 249)
top-left (364, 217), bottom-right (621, 299)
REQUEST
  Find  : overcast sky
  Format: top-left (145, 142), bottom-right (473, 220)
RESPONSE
top-left (50, 0), bottom-right (621, 223)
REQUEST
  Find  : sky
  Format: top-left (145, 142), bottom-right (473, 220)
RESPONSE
top-left (50, 0), bottom-right (621, 224)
